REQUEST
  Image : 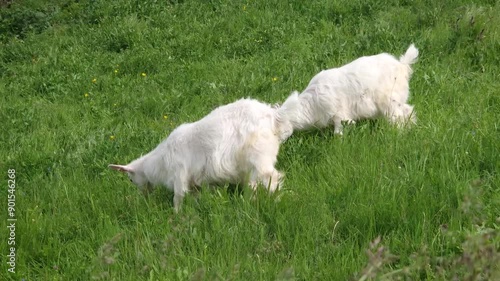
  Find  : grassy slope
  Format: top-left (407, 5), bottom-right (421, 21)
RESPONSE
top-left (1, 0), bottom-right (499, 280)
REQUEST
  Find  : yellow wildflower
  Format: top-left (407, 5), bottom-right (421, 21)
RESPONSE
top-left (84, 93), bottom-right (89, 98)
top-left (141, 72), bottom-right (147, 77)
top-left (114, 69), bottom-right (118, 74)
top-left (92, 78), bottom-right (97, 83)
top-left (163, 115), bottom-right (168, 120)
top-left (272, 77), bottom-right (278, 82)
top-left (110, 135), bottom-right (115, 140)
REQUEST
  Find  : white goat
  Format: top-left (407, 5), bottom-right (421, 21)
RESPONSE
top-left (288, 44), bottom-right (419, 134)
top-left (109, 93), bottom-right (299, 212)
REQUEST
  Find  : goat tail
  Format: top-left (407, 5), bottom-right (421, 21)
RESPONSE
top-left (274, 91), bottom-right (300, 141)
top-left (399, 44), bottom-right (419, 65)
top-left (276, 91), bottom-right (300, 123)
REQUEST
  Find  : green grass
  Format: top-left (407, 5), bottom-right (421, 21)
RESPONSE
top-left (1, 0), bottom-right (499, 280)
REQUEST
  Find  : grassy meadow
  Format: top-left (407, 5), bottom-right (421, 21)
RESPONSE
top-left (1, 0), bottom-right (499, 280)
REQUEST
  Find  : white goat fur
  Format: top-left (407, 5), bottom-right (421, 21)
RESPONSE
top-left (289, 44), bottom-right (419, 134)
top-left (109, 93), bottom-right (300, 212)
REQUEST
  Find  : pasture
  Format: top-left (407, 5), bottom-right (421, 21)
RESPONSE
top-left (1, 0), bottom-right (499, 280)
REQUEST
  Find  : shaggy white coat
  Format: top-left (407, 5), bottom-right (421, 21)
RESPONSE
top-left (109, 93), bottom-right (299, 212)
top-left (289, 44), bottom-right (419, 134)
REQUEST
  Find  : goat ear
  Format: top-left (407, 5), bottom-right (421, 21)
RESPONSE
top-left (108, 164), bottom-right (133, 173)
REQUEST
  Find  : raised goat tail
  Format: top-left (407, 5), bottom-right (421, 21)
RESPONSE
top-left (276, 91), bottom-right (300, 123)
top-left (274, 91), bottom-right (300, 141)
top-left (399, 44), bottom-right (419, 65)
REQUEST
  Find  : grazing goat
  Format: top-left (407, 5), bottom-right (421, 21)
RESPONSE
top-left (109, 93), bottom-right (299, 212)
top-left (288, 44), bottom-right (419, 135)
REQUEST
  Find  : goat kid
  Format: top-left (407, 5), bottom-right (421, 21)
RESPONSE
top-left (109, 93), bottom-right (299, 212)
top-left (289, 44), bottom-right (419, 135)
